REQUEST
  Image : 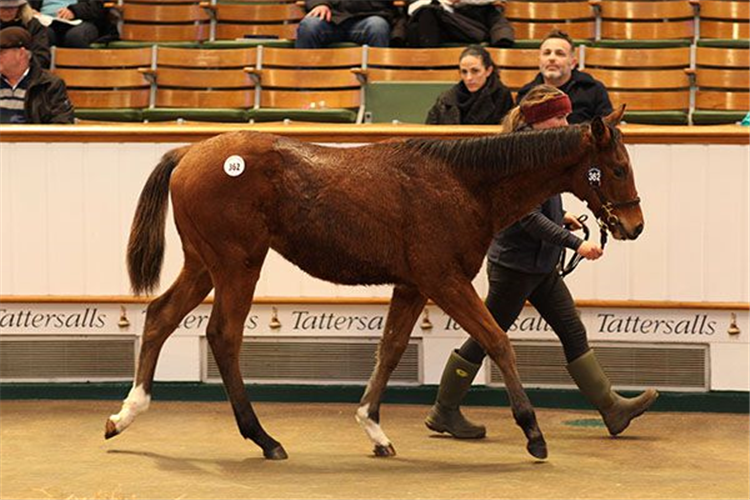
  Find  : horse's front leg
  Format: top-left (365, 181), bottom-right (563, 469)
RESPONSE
top-left (428, 276), bottom-right (547, 460)
top-left (207, 266), bottom-right (287, 460)
top-left (106, 259), bottom-right (213, 438)
top-left (356, 285), bottom-right (426, 457)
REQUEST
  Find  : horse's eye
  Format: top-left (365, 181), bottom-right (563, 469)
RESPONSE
top-left (613, 166), bottom-right (626, 179)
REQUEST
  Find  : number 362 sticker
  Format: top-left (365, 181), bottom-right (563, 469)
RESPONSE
top-left (223, 155), bottom-right (245, 177)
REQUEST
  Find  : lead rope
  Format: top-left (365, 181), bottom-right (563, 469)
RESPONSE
top-left (559, 164), bottom-right (611, 277)
top-left (559, 215), bottom-right (610, 278)
top-left (560, 214), bottom-right (589, 277)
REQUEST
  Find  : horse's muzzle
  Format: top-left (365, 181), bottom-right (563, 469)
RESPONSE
top-left (628, 222), bottom-right (644, 240)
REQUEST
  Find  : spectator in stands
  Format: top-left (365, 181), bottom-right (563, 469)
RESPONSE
top-left (29, 0), bottom-right (117, 48)
top-left (0, 0), bottom-right (50, 68)
top-left (426, 44), bottom-right (513, 125)
top-left (295, 1), bottom-right (404, 49)
top-left (0, 26), bottom-right (73, 123)
top-left (407, 0), bottom-right (514, 48)
top-left (425, 84), bottom-right (657, 441)
top-left (518, 29), bottom-right (612, 124)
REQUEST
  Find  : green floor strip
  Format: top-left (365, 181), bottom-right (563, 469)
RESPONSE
top-left (564, 418), bottom-right (606, 428)
top-left (0, 383), bottom-right (747, 413)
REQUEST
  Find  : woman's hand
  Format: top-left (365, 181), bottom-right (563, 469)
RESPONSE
top-left (306, 5), bottom-right (331, 22)
top-left (576, 241), bottom-right (603, 260)
top-left (56, 7), bottom-right (75, 20)
top-left (563, 212), bottom-right (582, 231)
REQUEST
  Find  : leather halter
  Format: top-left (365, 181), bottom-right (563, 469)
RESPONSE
top-left (587, 166), bottom-right (641, 243)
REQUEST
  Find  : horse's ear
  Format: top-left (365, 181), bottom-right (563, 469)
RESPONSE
top-left (590, 116), bottom-right (610, 147)
top-left (604, 104), bottom-right (626, 126)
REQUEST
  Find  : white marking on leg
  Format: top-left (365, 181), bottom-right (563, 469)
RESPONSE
top-left (355, 403), bottom-right (391, 447)
top-left (108, 384), bottom-right (151, 434)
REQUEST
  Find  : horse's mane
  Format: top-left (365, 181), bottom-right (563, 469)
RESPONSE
top-left (400, 125), bottom-right (587, 177)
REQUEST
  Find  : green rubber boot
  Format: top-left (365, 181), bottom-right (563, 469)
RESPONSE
top-left (567, 350), bottom-right (659, 436)
top-left (425, 350), bottom-right (486, 439)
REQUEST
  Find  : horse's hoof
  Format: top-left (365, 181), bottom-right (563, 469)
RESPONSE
top-left (104, 419), bottom-right (119, 440)
top-left (373, 443), bottom-right (396, 457)
top-left (264, 445), bottom-right (288, 460)
top-left (527, 436), bottom-right (548, 460)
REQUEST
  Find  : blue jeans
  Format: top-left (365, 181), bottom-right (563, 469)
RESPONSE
top-left (295, 16), bottom-right (390, 48)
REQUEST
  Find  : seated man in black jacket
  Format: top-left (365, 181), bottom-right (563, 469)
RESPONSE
top-left (0, 26), bottom-right (73, 123)
top-left (295, 0), bottom-right (403, 49)
top-left (517, 29), bottom-right (612, 123)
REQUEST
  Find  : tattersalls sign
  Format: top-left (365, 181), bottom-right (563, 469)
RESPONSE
top-left (1, 301), bottom-right (746, 390)
top-left (0, 303), bottom-right (744, 344)
top-left (0, 306), bottom-right (107, 331)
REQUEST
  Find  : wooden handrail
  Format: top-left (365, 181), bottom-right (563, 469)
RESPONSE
top-left (0, 295), bottom-right (747, 310)
top-left (0, 124), bottom-right (747, 145)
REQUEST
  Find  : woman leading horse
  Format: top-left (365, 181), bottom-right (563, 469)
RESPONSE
top-left (425, 85), bottom-right (657, 441)
top-left (106, 106), bottom-right (643, 462)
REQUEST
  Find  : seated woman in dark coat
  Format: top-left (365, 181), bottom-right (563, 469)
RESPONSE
top-left (426, 44), bottom-right (513, 126)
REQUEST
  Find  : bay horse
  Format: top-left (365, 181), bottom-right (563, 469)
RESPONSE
top-left (105, 106), bottom-right (643, 461)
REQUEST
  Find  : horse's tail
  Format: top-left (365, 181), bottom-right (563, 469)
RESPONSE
top-left (127, 146), bottom-right (190, 296)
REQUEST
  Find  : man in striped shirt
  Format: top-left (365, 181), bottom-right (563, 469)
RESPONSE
top-left (0, 25), bottom-right (73, 123)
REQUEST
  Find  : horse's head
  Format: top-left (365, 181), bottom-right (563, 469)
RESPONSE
top-left (576, 105), bottom-right (644, 241)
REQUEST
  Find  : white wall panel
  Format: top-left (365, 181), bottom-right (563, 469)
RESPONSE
top-left (48, 144), bottom-right (85, 294)
top-left (1, 145), bottom-right (15, 292)
top-left (263, 251), bottom-right (303, 296)
top-left (705, 146), bottom-right (749, 302)
top-left (0, 141), bottom-right (747, 304)
top-left (668, 145), bottom-right (708, 301)
top-left (9, 144), bottom-right (49, 293)
top-left (82, 144), bottom-right (125, 294)
top-left (629, 144), bottom-right (671, 300)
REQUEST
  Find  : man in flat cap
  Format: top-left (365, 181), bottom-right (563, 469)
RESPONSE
top-left (0, 26), bottom-right (73, 123)
top-left (0, 0), bottom-right (51, 68)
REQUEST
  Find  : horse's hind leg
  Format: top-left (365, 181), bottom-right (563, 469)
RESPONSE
top-left (207, 264), bottom-right (287, 460)
top-left (356, 285), bottom-right (426, 457)
top-left (428, 277), bottom-right (547, 460)
top-left (106, 253), bottom-right (213, 438)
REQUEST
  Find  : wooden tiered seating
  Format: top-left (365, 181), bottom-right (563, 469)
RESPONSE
top-left (584, 45), bottom-right (691, 124)
top-left (504, 1), bottom-right (596, 41)
top-left (699, 0), bottom-right (749, 40)
top-left (356, 47), bottom-right (461, 123)
top-left (118, 1), bottom-right (210, 43)
top-left (598, 0), bottom-right (695, 41)
top-left (487, 47), bottom-right (545, 92)
top-left (691, 45), bottom-right (750, 124)
top-left (144, 47), bottom-right (257, 122)
top-left (53, 47), bottom-right (153, 121)
top-left (211, 2), bottom-right (304, 42)
top-left (249, 47), bottom-right (364, 123)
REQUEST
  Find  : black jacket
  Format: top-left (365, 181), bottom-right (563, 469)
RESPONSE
top-left (487, 196), bottom-right (582, 274)
top-left (426, 77), bottom-right (513, 125)
top-left (517, 69), bottom-right (612, 125)
top-left (306, 0), bottom-right (401, 24)
top-left (25, 62), bottom-right (75, 124)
